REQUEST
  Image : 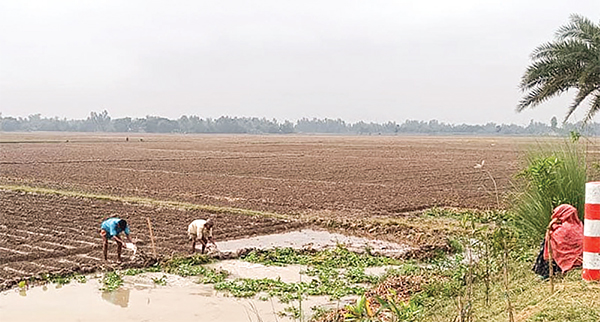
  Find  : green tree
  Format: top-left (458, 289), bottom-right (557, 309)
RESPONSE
top-left (517, 14), bottom-right (600, 124)
top-left (551, 116), bottom-right (558, 130)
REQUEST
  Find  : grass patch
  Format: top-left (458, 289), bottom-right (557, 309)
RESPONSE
top-left (411, 260), bottom-right (600, 322)
top-left (363, 206), bottom-right (600, 322)
top-left (421, 207), bottom-right (505, 224)
top-left (0, 184), bottom-right (289, 219)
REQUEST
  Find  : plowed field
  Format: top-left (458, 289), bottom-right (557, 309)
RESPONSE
top-left (0, 133), bottom-right (541, 288)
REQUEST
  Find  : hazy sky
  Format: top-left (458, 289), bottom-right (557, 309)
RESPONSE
top-left (1, 1), bottom-right (599, 125)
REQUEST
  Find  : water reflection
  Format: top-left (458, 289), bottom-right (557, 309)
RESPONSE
top-left (101, 288), bottom-right (130, 308)
top-left (1, 273), bottom-right (347, 322)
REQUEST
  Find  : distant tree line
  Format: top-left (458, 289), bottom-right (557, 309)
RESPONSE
top-left (1, 111), bottom-right (600, 136)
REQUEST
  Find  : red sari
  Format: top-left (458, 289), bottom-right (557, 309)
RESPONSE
top-left (544, 204), bottom-right (584, 272)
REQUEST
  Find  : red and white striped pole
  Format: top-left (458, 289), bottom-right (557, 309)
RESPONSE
top-left (583, 181), bottom-right (600, 281)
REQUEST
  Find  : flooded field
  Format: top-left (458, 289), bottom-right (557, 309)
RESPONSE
top-left (0, 230), bottom-right (408, 321)
top-left (213, 229), bottom-right (414, 258)
top-left (0, 272), bottom-right (351, 322)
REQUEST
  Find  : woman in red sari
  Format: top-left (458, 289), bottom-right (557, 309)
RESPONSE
top-left (544, 204), bottom-right (584, 273)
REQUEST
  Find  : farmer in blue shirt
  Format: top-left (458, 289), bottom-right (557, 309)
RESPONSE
top-left (100, 217), bottom-right (134, 262)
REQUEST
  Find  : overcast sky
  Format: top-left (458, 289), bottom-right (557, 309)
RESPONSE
top-left (1, 1), bottom-right (599, 125)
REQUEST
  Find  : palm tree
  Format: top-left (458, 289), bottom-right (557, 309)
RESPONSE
top-left (518, 14), bottom-right (600, 124)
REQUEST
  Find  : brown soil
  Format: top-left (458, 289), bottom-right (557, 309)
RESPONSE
top-left (0, 134), bottom-right (534, 214)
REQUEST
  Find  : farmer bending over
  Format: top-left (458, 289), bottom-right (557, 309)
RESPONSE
top-left (100, 217), bottom-right (134, 262)
top-left (188, 218), bottom-right (215, 254)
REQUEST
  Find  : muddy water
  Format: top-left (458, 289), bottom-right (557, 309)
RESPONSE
top-left (1, 230), bottom-right (403, 322)
top-left (0, 273), bottom-right (350, 322)
top-left (207, 260), bottom-right (307, 283)
top-left (207, 260), bottom-right (399, 282)
top-left (214, 229), bottom-right (412, 257)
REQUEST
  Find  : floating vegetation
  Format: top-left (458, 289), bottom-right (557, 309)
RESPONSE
top-left (207, 246), bottom-right (403, 302)
top-left (242, 245), bottom-right (402, 268)
top-left (100, 272), bottom-right (123, 292)
top-left (151, 275), bottom-right (168, 286)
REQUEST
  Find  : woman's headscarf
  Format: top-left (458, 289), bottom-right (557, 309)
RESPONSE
top-left (544, 204), bottom-right (584, 272)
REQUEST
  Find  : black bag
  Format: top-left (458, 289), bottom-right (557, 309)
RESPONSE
top-left (532, 240), bottom-right (560, 278)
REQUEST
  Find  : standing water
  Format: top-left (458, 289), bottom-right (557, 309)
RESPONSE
top-left (0, 229), bottom-right (409, 321)
top-left (0, 272), bottom-right (347, 322)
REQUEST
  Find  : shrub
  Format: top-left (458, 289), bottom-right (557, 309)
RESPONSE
top-left (512, 140), bottom-right (586, 243)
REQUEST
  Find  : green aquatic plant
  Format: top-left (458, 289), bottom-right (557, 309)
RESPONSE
top-left (280, 305), bottom-right (302, 319)
top-left (163, 254), bottom-right (213, 267)
top-left (242, 247), bottom-right (312, 266)
top-left (101, 272), bottom-right (124, 292)
top-left (152, 275), bottom-right (167, 286)
top-left (310, 305), bottom-right (336, 321)
top-left (209, 246), bottom-right (395, 303)
top-left (38, 272), bottom-right (87, 286)
top-left (197, 267), bottom-right (229, 284)
top-left (344, 266), bottom-right (380, 284)
top-left (163, 262), bottom-right (228, 283)
top-left (121, 264), bottom-right (162, 277)
top-left (75, 275), bottom-right (87, 283)
top-left (242, 245), bottom-right (401, 268)
top-left (213, 265), bottom-right (368, 302)
top-left (163, 255), bottom-right (212, 276)
top-left (122, 268), bottom-right (147, 276)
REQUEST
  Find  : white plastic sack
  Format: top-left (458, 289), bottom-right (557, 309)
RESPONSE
top-left (125, 242), bottom-right (137, 257)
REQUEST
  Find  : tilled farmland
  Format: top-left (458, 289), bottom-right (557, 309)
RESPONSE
top-left (0, 134), bottom-right (530, 212)
top-left (0, 190), bottom-right (300, 288)
top-left (0, 133), bottom-right (541, 288)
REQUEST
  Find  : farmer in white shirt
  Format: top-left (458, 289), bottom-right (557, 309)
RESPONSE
top-left (188, 218), bottom-right (216, 254)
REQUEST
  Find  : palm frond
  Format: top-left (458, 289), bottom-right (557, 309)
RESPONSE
top-left (556, 14), bottom-right (600, 44)
top-left (564, 86), bottom-right (597, 122)
top-left (518, 14), bottom-right (600, 124)
top-left (517, 85), bottom-right (568, 112)
top-left (583, 92), bottom-right (600, 124)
